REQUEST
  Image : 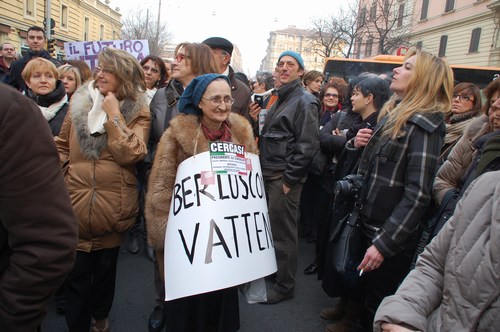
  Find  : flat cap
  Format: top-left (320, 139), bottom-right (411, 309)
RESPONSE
top-left (202, 37), bottom-right (234, 55)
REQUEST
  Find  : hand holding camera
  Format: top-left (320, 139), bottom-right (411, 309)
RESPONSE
top-left (254, 95), bottom-right (264, 108)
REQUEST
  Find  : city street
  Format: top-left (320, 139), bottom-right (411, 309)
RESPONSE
top-left (42, 237), bottom-right (337, 332)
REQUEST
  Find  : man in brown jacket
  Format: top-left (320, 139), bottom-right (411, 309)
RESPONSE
top-left (0, 83), bottom-right (77, 331)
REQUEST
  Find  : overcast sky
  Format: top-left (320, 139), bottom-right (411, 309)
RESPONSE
top-left (111, 0), bottom-right (352, 76)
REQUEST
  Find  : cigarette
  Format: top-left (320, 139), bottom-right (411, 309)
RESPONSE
top-left (359, 269), bottom-right (364, 277)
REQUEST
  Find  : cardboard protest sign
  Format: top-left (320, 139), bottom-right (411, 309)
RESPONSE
top-left (63, 40), bottom-right (149, 69)
top-left (164, 150), bottom-right (276, 301)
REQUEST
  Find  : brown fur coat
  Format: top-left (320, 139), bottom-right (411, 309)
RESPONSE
top-left (145, 113), bottom-right (258, 250)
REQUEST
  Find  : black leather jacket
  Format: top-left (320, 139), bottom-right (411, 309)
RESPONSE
top-left (259, 79), bottom-right (320, 187)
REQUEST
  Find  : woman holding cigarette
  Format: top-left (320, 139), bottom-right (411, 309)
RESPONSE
top-left (343, 47), bottom-right (453, 331)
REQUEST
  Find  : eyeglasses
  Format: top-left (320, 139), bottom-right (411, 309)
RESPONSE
top-left (324, 93), bottom-right (339, 99)
top-left (202, 96), bottom-right (235, 107)
top-left (175, 53), bottom-right (191, 63)
top-left (95, 66), bottom-right (112, 75)
top-left (142, 65), bottom-right (160, 74)
top-left (453, 94), bottom-right (473, 102)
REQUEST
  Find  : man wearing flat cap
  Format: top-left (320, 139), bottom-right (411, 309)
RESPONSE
top-left (202, 37), bottom-right (252, 124)
top-left (258, 50), bottom-right (321, 304)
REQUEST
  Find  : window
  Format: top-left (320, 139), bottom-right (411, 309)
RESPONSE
top-left (383, 0), bottom-right (390, 16)
top-left (99, 24), bottom-right (104, 40)
top-left (420, 0), bottom-right (429, 20)
top-left (370, 2), bottom-right (377, 21)
top-left (355, 37), bottom-right (363, 58)
top-left (397, 3), bottom-right (405, 27)
top-left (359, 7), bottom-right (367, 26)
top-left (438, 35), bottom-right (448, 57)
top-left (416, 41), bottom-right (423, 50)
top-left (25, 0), bottom-right (35, 16)
top-left (112, 30), bottom-right (117, 39)
top-left (84, 17), bottom-right (89, 41)
top-left (469, 28), bottom-right (481, 53)
top-left (445, 0), bottom-right (455, 12)
top-left (61, 5), bottom-right (68, 29)
top-left (365, 38), bottom-right (373, 57)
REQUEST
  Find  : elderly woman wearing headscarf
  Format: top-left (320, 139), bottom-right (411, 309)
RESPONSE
top-left (145, 73), bottom-right (257, 332)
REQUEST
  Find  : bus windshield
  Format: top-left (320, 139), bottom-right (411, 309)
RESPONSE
top-left (323, 56), bottom-right (500, 88)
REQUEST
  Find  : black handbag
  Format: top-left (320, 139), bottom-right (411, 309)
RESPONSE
top-left (321, 177), bottom-right (367, 298)
top-left (330, 210), bottom-right (364, 290)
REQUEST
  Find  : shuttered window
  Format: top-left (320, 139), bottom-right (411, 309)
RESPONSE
top-left (438, 35), bottom-right (448, 57)
top-left (420, 0), bottom-right (429, 20)
top-left (469, 28), bottom-right (481, 53)
top-left (445, 0), bottom-right (455, 12)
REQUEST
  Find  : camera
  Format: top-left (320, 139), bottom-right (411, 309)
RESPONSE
top-left (333, 174), bottom-right (364, 200)
top-left (254, 95), bottom-right (264, 108)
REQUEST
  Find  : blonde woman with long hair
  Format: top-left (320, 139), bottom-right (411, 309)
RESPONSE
top-left (329, 48), bottom-right (454, 332)
top-left (58, 63), bottom-right (82, 99)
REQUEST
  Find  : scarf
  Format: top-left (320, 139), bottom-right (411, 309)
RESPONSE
top-left (38, 94), bottom-right (68, 121)
top-left (87, 82), bottom-right (108, 135)
top-left (201, 120), bottom-right (232, 142)
top-left (86, 81), bottom-right (124, 135)
top-left (444, 117), bottom-right (477, 145)
top-left (146, 87), bottom-right (157, 105)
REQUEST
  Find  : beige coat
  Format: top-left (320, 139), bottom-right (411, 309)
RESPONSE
top-left (145, 112), bottom-right (258, 251)
top-left (374, 171), bottom-right (500, 332)
top-left (55, 84), bottom-right (150, 251)
top-left (433, 115), bottom-right (491, 203)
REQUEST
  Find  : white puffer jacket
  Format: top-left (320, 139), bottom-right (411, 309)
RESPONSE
top-left (374, 171), bottom-right (500, 332)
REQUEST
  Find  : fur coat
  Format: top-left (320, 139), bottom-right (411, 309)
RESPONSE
top-left (55, 83), bottom-right (150, 251)
top-left (433, 115), bottom-right (491, 204)
top-left (146, 112), bottom-right (258, 250)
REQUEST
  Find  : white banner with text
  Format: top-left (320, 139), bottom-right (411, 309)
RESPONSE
top-left (63, 39), bottom-right (149, 69)
top-left (164, 151), bottom-right (276, 301)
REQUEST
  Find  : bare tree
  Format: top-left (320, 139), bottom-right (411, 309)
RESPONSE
top-left (309, 17), bottom-right (344, 58)
top-left (358, 0), bottom-right (413, 56)
top-left (308, 1), bottom-right (362, 59)
top-left (121, 8), bottom-right (172, 56)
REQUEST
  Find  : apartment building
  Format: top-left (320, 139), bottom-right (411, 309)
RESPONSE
top-left (353, 0), bottom-right (414, 59)
top-left (0, 0), bottom-right (122, 59)
top-left (259, 26), bottom-right (334, 73)
top-left (410, 0), bottom-right (500, 67)
top-left (354, 0), bottom-right (499, 67)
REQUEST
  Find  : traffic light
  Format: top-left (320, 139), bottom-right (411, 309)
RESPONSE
top-left (47, 39), bottom-right (56, 55)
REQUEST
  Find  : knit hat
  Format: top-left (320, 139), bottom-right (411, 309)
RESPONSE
top-left (178, 74), bottom-right (230, 115)
top-left (278, 50), bottom-right (305, 70)
top-left (202, 37), bottom-right (234, 55)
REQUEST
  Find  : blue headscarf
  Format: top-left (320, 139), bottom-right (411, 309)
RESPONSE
top-left (178, 74), bottom-right (230, 115)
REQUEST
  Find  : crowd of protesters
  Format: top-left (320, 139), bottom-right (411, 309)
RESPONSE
top-left (0, 25), bottom-right (499, 332)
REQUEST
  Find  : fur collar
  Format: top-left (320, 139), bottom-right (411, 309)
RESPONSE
top-left (69, 83), bottom-right (148, 160)
top-left (168, 112), bottom-right (258, 156)
top-left (464, 114), bottom-right (490, 142)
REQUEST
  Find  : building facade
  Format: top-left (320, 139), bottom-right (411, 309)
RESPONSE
top-left (0, 0), bottom-right (122, 59)
top-left (259, 26), bottom-right (332, 74)
top-left (353, 0), bottom-right (414, 59)
top-left (353, 0), bottom-right (500, 67)
top-left (409, 0), bottom-right (500, 67)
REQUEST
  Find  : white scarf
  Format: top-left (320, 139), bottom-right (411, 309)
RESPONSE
top-left (87, 81), bottom-right (109, 135)
top-left (39, 94), bottom-right (68, 121)
top-left (146, 87), bottom-right (157, 105)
